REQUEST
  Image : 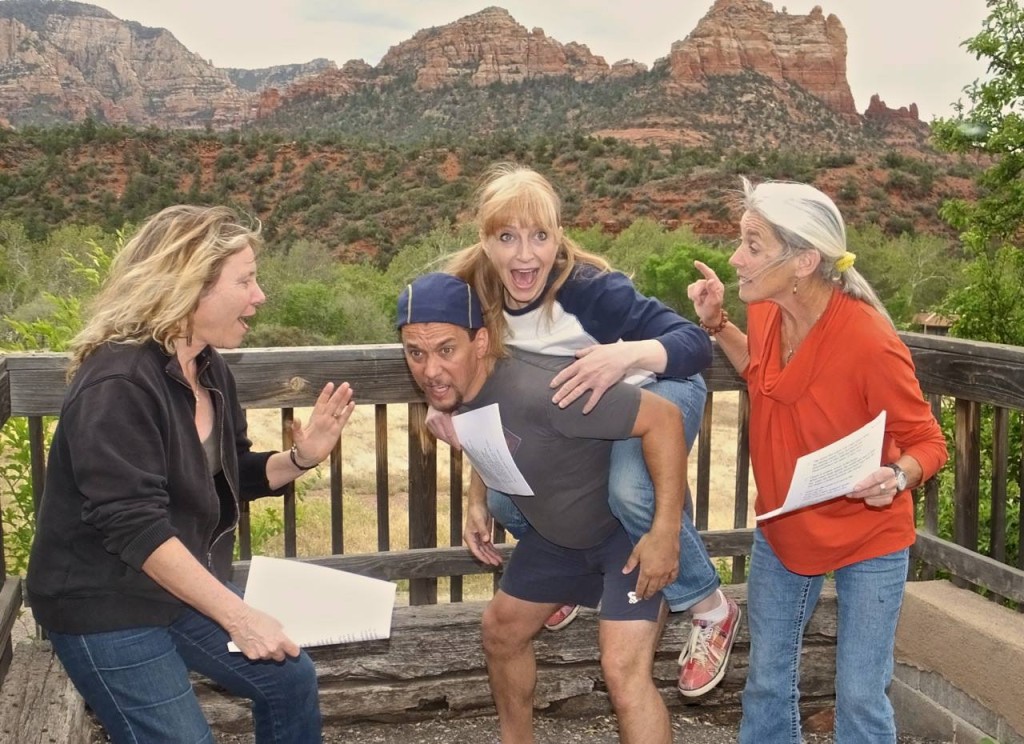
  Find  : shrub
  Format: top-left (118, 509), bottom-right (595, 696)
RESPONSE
top-left (0, 418), bottom-right (35, 574)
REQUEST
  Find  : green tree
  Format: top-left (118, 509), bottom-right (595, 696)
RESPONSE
top-left (596, 219), bottom-right (700, 277)
top-left (257, 238), bottom-right (339, 298)
top-left (384, 224), bottom-right (474, 285)
top-left (0, 418), bottom-right (34, 574)
top-left (846, 226), bottom-right (966, 329)
top-left (252, 265), bottom-right (396, 346)
top-left (637, 243), bottom-right (743, 328)
top-left (932, 0), bottom-right (1024, 343)
top-left (931, 0), bottom-right (1023, 570)
top-left (1, 236), bottom-right (118, 573)
top-left (567, 224), bottom-right (613, 256)
top-left (933, 0), bottom-right (1024, 252)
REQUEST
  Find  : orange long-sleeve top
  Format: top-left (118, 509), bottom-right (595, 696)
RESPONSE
top-left (742, 289), bottom-right (948, 575)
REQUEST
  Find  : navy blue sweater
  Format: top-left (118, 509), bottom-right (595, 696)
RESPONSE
top-left (504, 265), bottom-right (711, 381)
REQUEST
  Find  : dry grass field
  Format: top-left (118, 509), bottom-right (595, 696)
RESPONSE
top-left (244, 392), bottom-right (756, 601)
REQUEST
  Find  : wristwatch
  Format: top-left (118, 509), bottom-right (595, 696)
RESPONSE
top-left (885, 463), bottom-right (908, 491)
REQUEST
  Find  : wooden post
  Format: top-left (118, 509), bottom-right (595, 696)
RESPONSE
top-left (731, 390), bottom-right (751, 583)
top-left (28, 416), bottom-right (46, 514)
top-left (449, 448), bottom-right (463, 602)
top-left (281, 408), bottom-right (297, 558)
top-left (694, 393), bottom-right (713, 531)
top-left (330, 432), bottom-right (344, 555)
top-left (953, 399), bottom-right (980, 589)
top-left (374, 405), bottom-right (390, 552)
top-left (407, 403), bottom-right (437, 605)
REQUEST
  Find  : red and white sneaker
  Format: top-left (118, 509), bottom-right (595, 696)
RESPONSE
top-left (543, 604), bottom-right (580, 631)
top-left (677, 596), bottom-right (741, 697)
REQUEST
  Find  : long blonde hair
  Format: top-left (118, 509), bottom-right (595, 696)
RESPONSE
top-left (741, 177), bottom-right (892, 325)
top-left (68, 205), bottom-right (263, 379)
top-left (446, 163), bottom-right (610, 356)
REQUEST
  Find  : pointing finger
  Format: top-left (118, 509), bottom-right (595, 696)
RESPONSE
top-left (693, 260), bottom-right (719, 282)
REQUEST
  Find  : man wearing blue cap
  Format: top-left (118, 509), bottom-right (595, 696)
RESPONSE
top-left (397, 272), bottom-right (685, 744)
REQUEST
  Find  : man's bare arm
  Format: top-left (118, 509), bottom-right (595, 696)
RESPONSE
top-left (463, 469), bottom-right (503, 566)
top-left (621, 390), bottom-right (686, 598)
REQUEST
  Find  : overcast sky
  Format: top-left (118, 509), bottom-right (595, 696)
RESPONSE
top-left (92, 0), bottom-right (990, 121)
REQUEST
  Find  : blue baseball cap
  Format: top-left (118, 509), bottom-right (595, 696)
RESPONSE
top-left (397, 273), bottom-right (484, 330)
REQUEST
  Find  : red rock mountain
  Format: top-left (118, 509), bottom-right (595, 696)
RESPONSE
top-left (661, 0), bottom-right (857, 117)
top-left (376, 6), bottom-right (609, 90)
top-left (0, 0), bottom-right (920, 130)
top-left (0, 1), bottom-right (251, 128)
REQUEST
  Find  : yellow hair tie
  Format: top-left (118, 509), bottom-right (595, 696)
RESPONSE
top-left (835, 251), bottom-right (856, 273)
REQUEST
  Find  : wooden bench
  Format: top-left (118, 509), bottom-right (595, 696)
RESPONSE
top-left (190, 537), bottom-right (841, 733)
top-left (194, 581), bottom-right (840, 733)
top-left (0, 637), bottom-right (90, 744)
top-left (0, 535), bottom-right (843, 738)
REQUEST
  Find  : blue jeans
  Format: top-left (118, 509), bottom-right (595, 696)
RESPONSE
top-left (739, 529), bottom-right (909, 744)
top-left (488, 375), bottom-right (720, 611)
top-left (49, 584), bottom-right (321, 744)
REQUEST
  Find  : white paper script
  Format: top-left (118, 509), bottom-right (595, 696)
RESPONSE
top-left (452, 403), bottom-right (534, 496)
top-left (756, 410), bottom-right (887, 522)
top-left (227, 556), bottom-right (396, 651)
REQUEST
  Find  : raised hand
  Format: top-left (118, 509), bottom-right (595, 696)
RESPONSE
top-left (290, 382), bottom-right (355, 466)
top-left (687, 260), bottom-right (727, 327)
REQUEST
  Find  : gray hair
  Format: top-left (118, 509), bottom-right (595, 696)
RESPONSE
top-left (740, 177), bottom-right (892, 325)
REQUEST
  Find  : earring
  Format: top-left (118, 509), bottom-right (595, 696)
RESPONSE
top-left (792, 278), bottom-right (799, 295)
top-left (186, 333), bottom-right (193, 346)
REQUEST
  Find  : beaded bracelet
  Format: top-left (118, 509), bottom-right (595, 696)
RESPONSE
top-left (699, 310), bottom-right (730, 336)
top-left (289, 444), bottom-right (317, 471)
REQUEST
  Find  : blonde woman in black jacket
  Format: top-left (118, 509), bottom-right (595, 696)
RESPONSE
top-left (27, 205), bottom-right (354, 744)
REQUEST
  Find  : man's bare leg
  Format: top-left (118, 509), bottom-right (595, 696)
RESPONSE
top-left (599, 601), bottom-right (671, 744)
top-left (481, 590), bottom-right (560, 744)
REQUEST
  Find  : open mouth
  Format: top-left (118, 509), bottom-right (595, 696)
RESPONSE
top-left (426, 383), bottom-right (450, 399)
top-left (510, 269), bottom-right (538, 291)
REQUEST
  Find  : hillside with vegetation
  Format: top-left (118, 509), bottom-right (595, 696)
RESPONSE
top-left (0, 121), bottom-right (976, 256)
top-left (0, 0), bottom-right (978, 262)
top-left (0, 0), bottom-right (986, 339)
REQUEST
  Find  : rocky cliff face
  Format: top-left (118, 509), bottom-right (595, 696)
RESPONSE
top-left (660, 0), bottom-right (857, 117)
top-left (864, 93), bottom-right (920, 122)
top-left (269, 0), bottom-right (861, 123)
top-left (226, 59), bottom-right (336, 93)
top-left (256, 60), bottom-right (373, 118)
top-left (0, 1), bottom-right (252, 128)
top-left (377, 6), bottom-right (609, 90)
top-left (0, 0), bottom-right (894, 132)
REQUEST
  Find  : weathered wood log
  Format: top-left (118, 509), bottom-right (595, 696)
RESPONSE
top-left (0, 640), bottom-right (90, 744)
top-left (0, 578), bottom-right (22, 659)
top-left (193, 583), bottom-right (839, 731)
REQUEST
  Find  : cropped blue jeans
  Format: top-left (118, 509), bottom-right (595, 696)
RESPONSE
top-left (488, 374), bottom-right (720, 611)
top-left (48, 583), bottom-right (321, 744)
top-left (739, 528), bottom-right (909, 744)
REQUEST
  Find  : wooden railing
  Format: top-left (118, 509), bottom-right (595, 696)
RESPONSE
top-left (2, 332), bottom-right (1024, 688)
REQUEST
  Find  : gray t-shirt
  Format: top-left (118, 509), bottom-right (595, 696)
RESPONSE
top-left (459, 350), bottom-right (641, 549)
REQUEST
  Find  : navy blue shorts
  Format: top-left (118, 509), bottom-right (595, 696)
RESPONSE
top-left (500, 525), bottom-right (663, 622)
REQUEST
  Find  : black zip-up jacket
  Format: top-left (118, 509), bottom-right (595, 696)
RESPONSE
top-left (26, 340), bottom-right (282, 634)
